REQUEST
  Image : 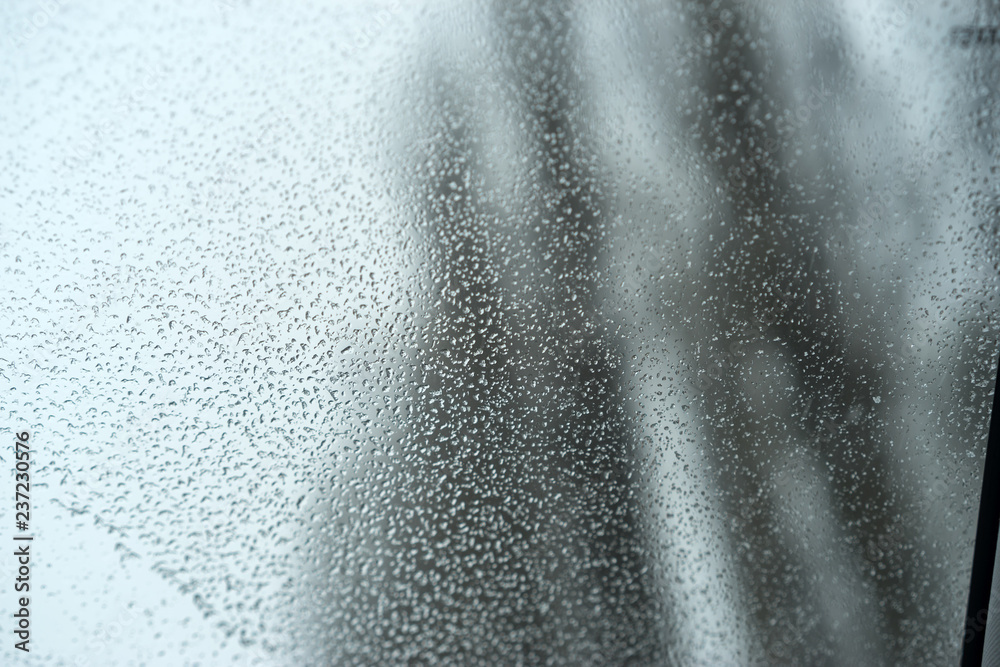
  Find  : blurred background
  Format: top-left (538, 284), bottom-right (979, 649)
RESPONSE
top-left (2, 0), bottom-right (999, 664)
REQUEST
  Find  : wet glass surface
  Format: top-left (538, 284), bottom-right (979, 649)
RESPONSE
top-left (3, 0), bottom-right (1000, 664)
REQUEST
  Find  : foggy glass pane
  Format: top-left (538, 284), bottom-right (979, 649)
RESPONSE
top-left (2, 0), bottom-right (999, 664)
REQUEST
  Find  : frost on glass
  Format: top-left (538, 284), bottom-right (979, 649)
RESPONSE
top-left (1, 0), bottom-right (998, 664)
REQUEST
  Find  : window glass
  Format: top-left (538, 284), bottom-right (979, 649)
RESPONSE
top-left (2, 0), bottom-right (997, 664)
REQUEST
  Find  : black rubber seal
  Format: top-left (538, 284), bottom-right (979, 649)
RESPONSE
top-left (963, 351), bottom-right (1000, 667)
